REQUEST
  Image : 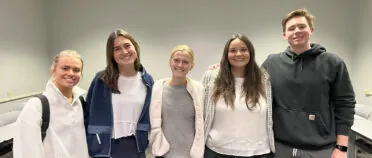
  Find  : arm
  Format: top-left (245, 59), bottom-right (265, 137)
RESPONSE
top-left (331, 58), bottom-right (356, 141)
top-left (13, 98), bottom-right (45, 158)
top-left (149, 80), bottom-right (169, 156)
top-left (83, 73), bottom-right (100, 131)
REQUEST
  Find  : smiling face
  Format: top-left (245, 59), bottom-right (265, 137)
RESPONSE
top-left (283, 16), bottom-right (314, 49)
top-left (51, 55), bottom-right (82, 90)
top-left (113, 36), bottom-right (138, 67)
top-left (169, 50), bottom-right (194, 78)
top-left (227, 39), bottom-right (250, 70)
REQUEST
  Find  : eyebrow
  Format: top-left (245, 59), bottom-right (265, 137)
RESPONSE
top-left (62, 65), bottom-right (81, 69)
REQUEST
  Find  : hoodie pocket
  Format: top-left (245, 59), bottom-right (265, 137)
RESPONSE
top-left (86, 126), bottom-right (112, 155)
top-left (274, 107), bottom-right (331, 146)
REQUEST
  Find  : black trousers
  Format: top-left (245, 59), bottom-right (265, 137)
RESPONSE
top-left (110, 136), bottom-right (146, 158)
top-left (204, 146), bottom-right (273, 158)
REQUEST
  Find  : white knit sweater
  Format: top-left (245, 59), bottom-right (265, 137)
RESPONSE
top-left (201, 69), bottom-right (275, 154)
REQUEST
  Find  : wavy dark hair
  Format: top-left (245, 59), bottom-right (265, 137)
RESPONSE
top-left (212, 34), bottom-right (265, 110)
top-left (100, 29), bottom-right (141, 93)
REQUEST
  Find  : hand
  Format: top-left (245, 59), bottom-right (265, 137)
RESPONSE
top-left (331, 148), bottom-right (346, 158)
top-left (208, 63), bottom-right (220, 70)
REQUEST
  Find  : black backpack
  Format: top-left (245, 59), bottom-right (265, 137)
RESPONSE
top-left (0, 94), bottom-right (85, 156)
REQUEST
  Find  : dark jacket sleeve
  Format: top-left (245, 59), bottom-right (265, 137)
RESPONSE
top-left (83, 73), bottom-right (100, 131)
top-left (331, 58), bottom-right (356, 136)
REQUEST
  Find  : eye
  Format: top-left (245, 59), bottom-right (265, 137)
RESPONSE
top-left (114, 47), bottom-right (120, 51)
top-left (62, 67), bottom-right (69, 71)
top-left (182, 60), bottom-right (189, 64)
top-left (230, 49), bottom-right (236, 53)
top-left (288, 26), bottom-right (295, 31)
top-left (241, 48), bottom-right (248, 52)
top-left (73, 68), bottom-right (81, 73)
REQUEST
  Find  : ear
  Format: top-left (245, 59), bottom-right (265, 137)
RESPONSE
top-left (282, 32), bottom-right (287, 40)
top-left (190, 63), bottom-right (194, 70)
top-left (50, 66), bottom-right (55, 74)
top-left (310, 27), bottom-right (314, 34)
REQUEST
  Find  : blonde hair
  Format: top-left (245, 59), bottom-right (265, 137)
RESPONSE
top-left (51, 50), bottom-right (83, 71)
top-left (282, 8), bottom-right (315, 32)
top-left (169, 45), bottom-right (195, 65)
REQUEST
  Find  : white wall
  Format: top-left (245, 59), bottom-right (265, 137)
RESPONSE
top-left (46, 0), bottom-right (358, 90)
top-left (352, 0), bottom-right (372, 106)
top-left (0, 0), bottom-right (49, 100)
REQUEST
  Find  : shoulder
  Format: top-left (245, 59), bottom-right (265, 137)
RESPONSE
top-left (318, 52), bottom-right (346, 69)
top-left (201, 69), bottom-right (219, 82)
top-left (18, 96), bottom-right (44, 123)
top-left (152, 78), bottom-right (169, 91)
top-left (260, 68), bottom-right (270, 80)
top-left (140, 67), bottom-right (154, 85)
top-left (262, 53), bottom-right (282, 65)
top-left (319, 52), bottom-right (344, 63)
top-left (266, 53), bottom-right (282, 60)
top-left (90, 70), bottom-right (104, 85)
top-left (188, 78), bottom-right (204, 90)
top-left (153, 78), bottom-right (167, 86)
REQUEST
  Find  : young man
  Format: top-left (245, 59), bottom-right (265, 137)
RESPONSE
top-left (262, 9), bottom-right (356, 158)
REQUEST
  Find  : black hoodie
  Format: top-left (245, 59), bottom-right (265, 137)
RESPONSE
top-left (262, 44), bottom-right (356, 150)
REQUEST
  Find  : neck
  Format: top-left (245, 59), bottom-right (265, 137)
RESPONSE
top-left (231, 67), bottom-right (245, 78)
top-left (53, 81), bottom-right (73, 102)
top-left (290, 43), bottom-right (311, 55)
top-left (118, 65), bottom-right (137, 76)
top-left (169, 76), bottom-right (187, 86)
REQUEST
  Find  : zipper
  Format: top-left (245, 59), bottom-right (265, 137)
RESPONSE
top-left (292, 148), bottom-right (298, 157)
top-left (96, 134), bottom-right (101, 144)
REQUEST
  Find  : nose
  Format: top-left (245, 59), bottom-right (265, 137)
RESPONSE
top-left (67, 69), bottom-right (74, 75)
top-left (294, 27), bottom-right (301, 33)
top-left (236, 51), bottom-right (242, 56)
top-left (177, 62), bottom-right (183, 67)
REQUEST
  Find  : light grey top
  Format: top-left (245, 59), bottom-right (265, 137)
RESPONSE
top-left (162, 83), bottom-right (195, 158)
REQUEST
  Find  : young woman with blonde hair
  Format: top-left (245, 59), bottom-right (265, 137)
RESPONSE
top-left (150, 45), bottom-right (204, 158)
top-left (13, 50), bottom-right (89, 158)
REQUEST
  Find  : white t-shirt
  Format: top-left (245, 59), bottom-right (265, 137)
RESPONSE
top-left (112, 72), bottom-right (146, 138)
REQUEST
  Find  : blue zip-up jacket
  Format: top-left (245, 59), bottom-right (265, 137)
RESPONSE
top-left (83, 66), bottom-right (154, 157)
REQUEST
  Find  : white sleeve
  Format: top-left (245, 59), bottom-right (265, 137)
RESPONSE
top-left (12, 97), bottom-right (46, 158)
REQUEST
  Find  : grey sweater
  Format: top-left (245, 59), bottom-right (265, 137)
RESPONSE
top-left (162, 84), bottom-right (195, 158)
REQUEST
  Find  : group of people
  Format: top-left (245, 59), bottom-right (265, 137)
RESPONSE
top-left (12, 8), bottom-right (356, 158)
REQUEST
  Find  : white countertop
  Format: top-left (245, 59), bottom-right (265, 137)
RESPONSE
top-left (351, 119), bottom-right (372, 141)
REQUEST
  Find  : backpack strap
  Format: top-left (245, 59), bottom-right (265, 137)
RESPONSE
top-left (35, 94), bottom-right (50, 142)
top-left (79, 96), bottom-right (86, 106)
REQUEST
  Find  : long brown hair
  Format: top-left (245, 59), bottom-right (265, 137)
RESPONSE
top-left (212, 34), bottom-right (265, 110)
top-left (100, 29), bottom-right (141, 93)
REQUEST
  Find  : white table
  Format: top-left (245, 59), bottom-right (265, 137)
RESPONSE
top-left (348, 119), bottom-right (372, 158)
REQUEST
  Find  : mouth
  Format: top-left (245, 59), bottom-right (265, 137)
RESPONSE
top-left (293, 36), bottom-right (304, 41)
top-left (64, 78), bottom-right (75, 83)
top-left (174, 68), bottom-right (185, 72)
top-left (233, 58), bottom-right (246, 61)
top-left (120, 54), bottom-right (132, 60)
